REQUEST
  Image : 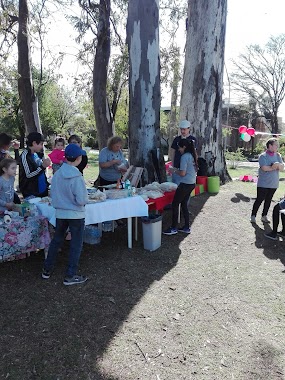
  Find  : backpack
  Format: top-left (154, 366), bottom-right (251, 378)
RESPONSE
top-left (197, 157), bottom-right (208, 176)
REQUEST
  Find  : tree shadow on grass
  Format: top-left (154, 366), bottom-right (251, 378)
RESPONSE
top-left (0, 193), bottom-right (210, 380)
top-left (251, 222), bottom-right (285, 268)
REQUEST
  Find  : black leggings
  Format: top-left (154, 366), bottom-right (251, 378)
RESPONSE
top-left (251, 187), bottom-right (276, 217)
top-left (271, 203), bottom-right (285, 233)
top-left (172, 182), bottom-right (195, 229)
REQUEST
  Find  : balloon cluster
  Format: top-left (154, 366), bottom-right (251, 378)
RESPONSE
top-left (238, 125), bottom-right (255, 142)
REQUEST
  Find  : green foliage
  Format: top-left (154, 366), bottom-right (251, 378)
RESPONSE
top-left (0, 65), bottom-right (24, 139)
top-left (222, 127), bottom-right (231, 138)
top-left (113, 88), bottom-right (128, 139)
top-left (225, 148), bottom-right (245, 169)
top-left (278, 137), bottom-right (285, 159)
top-left (252, 141), bottom-right (266, 156)
top-left (160, 111), bottom-right (170, 136)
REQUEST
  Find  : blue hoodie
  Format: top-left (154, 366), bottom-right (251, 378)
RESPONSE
top-left (50, 162), bottom-right (88, 219)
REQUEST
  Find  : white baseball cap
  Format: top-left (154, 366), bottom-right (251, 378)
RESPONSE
top-left (179, 120), bottom-right (190, 129)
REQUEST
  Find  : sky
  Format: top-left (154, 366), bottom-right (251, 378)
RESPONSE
top-left (224, 0), bottom-right (285, 118)
top-left (45, 0), bottom-right (285, 119)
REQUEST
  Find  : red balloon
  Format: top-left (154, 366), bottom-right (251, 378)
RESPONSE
top-left (239, 125), bottom-right (247, 134)
top-left (247, 127), bottom-right (255, 136)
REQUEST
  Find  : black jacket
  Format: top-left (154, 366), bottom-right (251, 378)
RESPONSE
top-left (19, 148), bottom-right (48, 198)
top-left (77, 153), bottom-right (88, 174)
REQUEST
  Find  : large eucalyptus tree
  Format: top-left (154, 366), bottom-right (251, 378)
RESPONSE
top-left (126, 0), bottom-right (165, 183)
top-left (76, 0), bottom-right (129, 149)
top-left (180, 0), bottom-right (229, 181)
top-left (18, 0), bottom-right (42, 134)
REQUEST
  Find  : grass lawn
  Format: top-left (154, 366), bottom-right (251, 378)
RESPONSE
top-left (81, 151), bottom-right (99, 186)
top-left (2, 177), bottom-right (285, 379)
top-left (228, 164), bottom-right (285, 201)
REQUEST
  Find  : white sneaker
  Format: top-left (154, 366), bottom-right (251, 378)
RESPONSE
top-left (250, 215), bottom-right (256, 223)
top-left (261, 216), bottom-right (270, 223)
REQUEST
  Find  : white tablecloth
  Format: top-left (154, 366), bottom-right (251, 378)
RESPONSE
top-left (34, 196), bottom-right (148, 226)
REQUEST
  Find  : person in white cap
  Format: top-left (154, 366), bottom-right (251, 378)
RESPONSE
top-left (170, 120), bottom-right (197, 184)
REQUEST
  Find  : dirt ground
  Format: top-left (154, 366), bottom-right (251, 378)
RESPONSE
top-left (1, 180), bottom-right (285, 380)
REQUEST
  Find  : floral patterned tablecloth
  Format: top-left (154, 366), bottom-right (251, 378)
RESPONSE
top-left (0, 215), bottom-right (51, 262)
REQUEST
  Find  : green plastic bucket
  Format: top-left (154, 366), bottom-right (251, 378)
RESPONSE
top-left (207, 176), bottom-right (220, 193)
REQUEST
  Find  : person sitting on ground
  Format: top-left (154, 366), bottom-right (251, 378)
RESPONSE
top-left (264, 198), bottom-right (285, 240)
top-left (42, 143), bottom-right (88, 286)
top-left (68, 135), bottom-right (88, 175)
top-left (19, 132), bottom-right (51, 199)
top-left (163, 139), bottom-right (198, 235)
top-left (98, 136), bottom-right (128, 186)
top-left (250, 138), bottom-right (284, 224)
top-left (48, 137), bottom-right (65, 174)
top-left (169, 120), bottom-right (197, 185)
top-left (0, 158), bottom-right (18, 212)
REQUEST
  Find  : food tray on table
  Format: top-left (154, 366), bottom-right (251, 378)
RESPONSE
top-left (88, 189), bottom-right (106, 203)
top-left (87, 199), bottom-right (105, 204)
top-left (105, 189), bottom-right (129, 199)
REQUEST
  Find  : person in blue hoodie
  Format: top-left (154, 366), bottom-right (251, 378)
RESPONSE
top-left (42, 143), bottom-right (88, 286)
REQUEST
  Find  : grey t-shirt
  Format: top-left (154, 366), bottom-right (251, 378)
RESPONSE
top-left (99, 147), bottom-right (128, 182)
top-left (0, 176), bottom-right (15, 211)
top-left (257, 152), bottom-right (283, 189)
top-left (179, 152), bottom-right (197, 184)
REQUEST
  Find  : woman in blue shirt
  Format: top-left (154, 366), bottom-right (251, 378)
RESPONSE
top-left (98, 136), bottom-right (128, 186)
top-left (163, 139), bottom-right (198, 235)
top-left (251, 138), bottom-right (284, 224)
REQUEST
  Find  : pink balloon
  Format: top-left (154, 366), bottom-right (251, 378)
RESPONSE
top-left (239, 125), bottom-right (247, 134)
top-left (247, 127), bottom-right (255, 136)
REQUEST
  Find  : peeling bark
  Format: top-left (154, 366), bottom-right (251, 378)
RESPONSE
top-left (127, 0), bottom-right (165, 184)
top-left (167, 46), bottom-right (180, 159)
top-left (180, 0), bottom-right (229, 182)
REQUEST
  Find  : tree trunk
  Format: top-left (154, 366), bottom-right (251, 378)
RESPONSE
top-left (272, 109), bottom-right (279, 134)
top-left (127, 0), bottom-right (165, 184)
top-left (93, 0), bottom-right (113, 150)
top-left (167, 46), bottom-right (180, 159)
top-left (180, 0), bottom-right (229, 182)
top-left (17, 0), bottom-right (41, 134)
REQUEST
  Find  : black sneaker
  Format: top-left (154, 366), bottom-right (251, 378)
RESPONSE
top-left (63, 275), bottom-right (88, 286)
top-left (264, 232), bottom-right (278, 241)
top-left (42, 268), bottom-right (51, 279)
top-left (278, 231), bottom-right (285, 238)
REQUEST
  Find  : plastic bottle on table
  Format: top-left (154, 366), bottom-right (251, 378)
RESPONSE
top-left (125, 179), bottom-right (131, 196)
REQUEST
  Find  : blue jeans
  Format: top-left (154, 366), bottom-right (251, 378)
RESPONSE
top-left (172, 183), bottom-right (195, 228)
top-left (44, 218), bottom-right (85, 277)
